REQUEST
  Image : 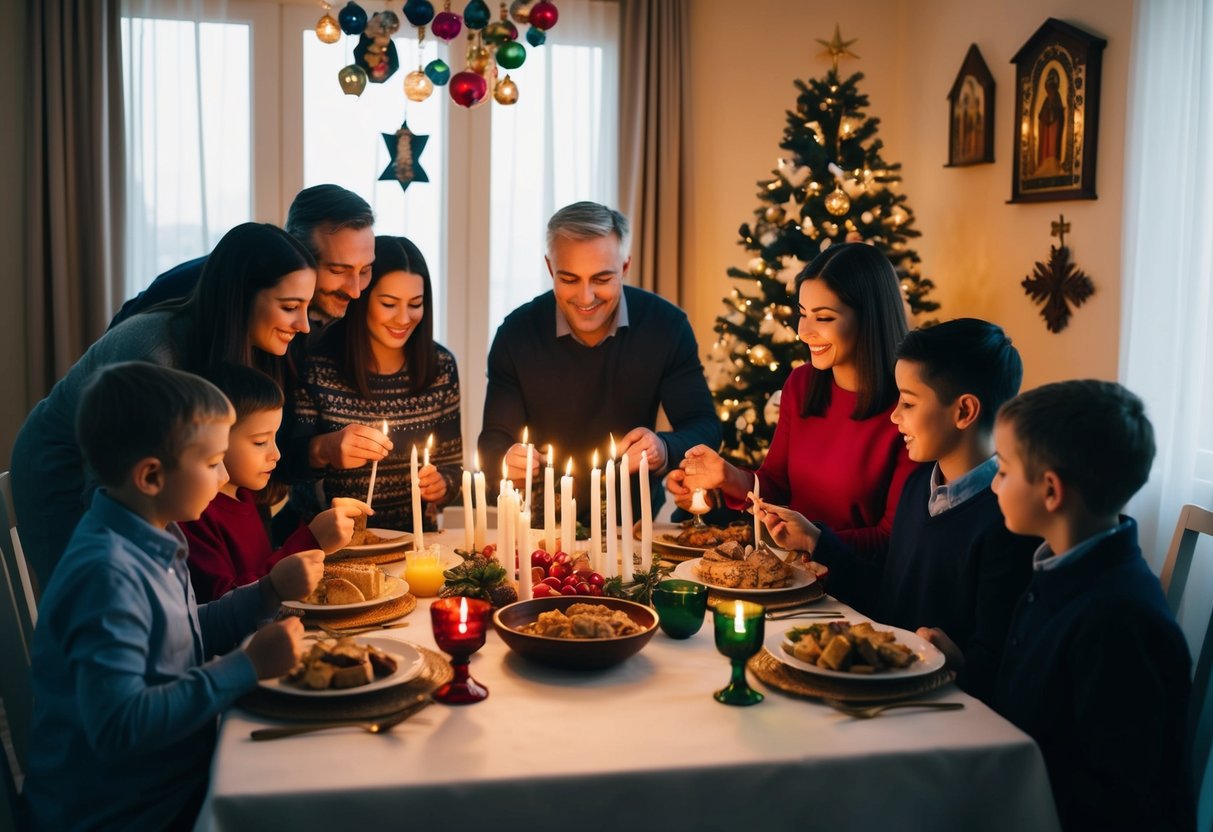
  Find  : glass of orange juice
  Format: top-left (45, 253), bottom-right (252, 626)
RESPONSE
top-left (405, 547), bottom-right (446, 597)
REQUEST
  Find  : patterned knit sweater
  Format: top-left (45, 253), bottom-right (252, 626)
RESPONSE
top-left (294, 343), bottom-right (463, 531)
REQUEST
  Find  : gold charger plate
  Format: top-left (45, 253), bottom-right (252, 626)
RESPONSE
top-left (748, 648), bottom-right (955, 704)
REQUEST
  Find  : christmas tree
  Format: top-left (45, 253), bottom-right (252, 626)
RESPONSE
top-left (704, 28), bottom-right (939, 467)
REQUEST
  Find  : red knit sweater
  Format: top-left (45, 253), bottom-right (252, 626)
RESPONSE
top-left (181, 489), bottom-right (321, 602)
top-left (733, 365), bottom-right (920, 558)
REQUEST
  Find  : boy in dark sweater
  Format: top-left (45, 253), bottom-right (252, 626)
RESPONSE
top-left (759, 318), bottom-right (1036, 699)
top-left (990, 380), bottom-right (1193, 831)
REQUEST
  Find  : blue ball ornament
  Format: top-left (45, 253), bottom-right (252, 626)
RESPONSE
top-left (525, 25), bottom-right (546, 47)
top-left (463, 0), bottom-right (491, 30)
top-left (403, 0), bottom-right (435, 26)
top-left (424, 58), bottom-right (452, 86)
top-left (496, 41), bottom-right (526, 70)
top-left (338, 1), bottom-right (368, 35)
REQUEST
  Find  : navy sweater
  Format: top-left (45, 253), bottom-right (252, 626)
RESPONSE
top-left (993, 520), bottom-right (1193, 832)
top-left (814, 464), bottom-right (1037, 699)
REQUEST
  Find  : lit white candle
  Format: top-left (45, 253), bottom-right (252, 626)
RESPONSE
top-left (499, 459), bottom-right (514, 568)
top-left (605, 435), bottom-right (617, 578)
top-left (523, 426), bottom-right (533, 512)
top-left (639, 450), bottom-right (652, 572)
top-left (462, 468), bottom-right (474, 552)
top-left (561, 458), bottom-right (574, 556)
top-left (410, 443), bottom-right (425, 550)
top-left (459, 596), bottom-right (468, 634)
top-left (518, 502), bottom-right (533, 600)
top-left (619, 451), bottom-right (633, 582)
top-left (753, 474), bottom-right (761, 549)
top-left (423, 433), bottom-right (433, 467)
top-left (495, 477), bottom-right (505, 556)
top-left (544, 445), bottom-right (556, 554)
top-left (590, 450), bottom-right (602, 574)
top-left (365, 419), bottom-right (389, 507)
top-left (473, 451), bottom-right (488, 553)
top-left (733, 599), bottom-right (746, 633)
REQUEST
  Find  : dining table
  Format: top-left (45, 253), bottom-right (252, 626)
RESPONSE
top-left (196, 536), bottom-right (1061, 832)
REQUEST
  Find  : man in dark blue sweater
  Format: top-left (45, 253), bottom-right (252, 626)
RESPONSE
top-left (991, 380), bottom-right (1193, 832)
top-left (478, 202), bottom-right (720, 521)
top-left (758, 319), bottom-right (1036, 701)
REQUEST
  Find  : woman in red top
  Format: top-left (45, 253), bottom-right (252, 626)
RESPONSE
top-left (672, 242), bottom-right (919, 558)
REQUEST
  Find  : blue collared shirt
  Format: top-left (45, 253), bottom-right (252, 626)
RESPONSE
top-left (1032, 519), bottom-right (1132, 572)
top-left (26, 490), bottom-right (263, 831)
top-left (555, 288), bottom-right (630, 345)
top-left (927, 456), bottom-right (998, 517)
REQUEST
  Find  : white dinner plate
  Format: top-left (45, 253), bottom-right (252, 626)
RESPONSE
top-left (281, 574), bottom-right (409, 613)
top-left (672, 557), bottom-right (815, 595)
top-left (260, 636), bottom-right (425, 698)
top-left (766, 620), bottom-right (946, 681)
top-left (334, 528), bottom-right (413, 555)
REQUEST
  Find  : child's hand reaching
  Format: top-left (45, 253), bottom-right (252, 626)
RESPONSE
top-left (269, 549), bottom-right (325, 601)
top-left (757, 499), bottom-right (822, 553)
top-left (244, 617), bottom-right (305, 679)
top-left (309, 497), bottom-right (373, 553)
top-left (916, 627), bottom-right (964, 669)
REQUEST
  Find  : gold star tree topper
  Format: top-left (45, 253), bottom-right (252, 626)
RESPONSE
top-left (817, 24), bottom-right (859, 73)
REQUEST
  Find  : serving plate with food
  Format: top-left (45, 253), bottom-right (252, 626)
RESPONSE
top-left (766, 620), bottom-right (945, 681)
top-left (671, 541), bottom-right (815, 595)
top-left (637, 520), bottom-right (756, 558)
top-left (260, 636), bottom-right (425, 698)
top-left (334, 527), bottom-right (413, 555)
top-left (282, 564), bottom-right (409, 612)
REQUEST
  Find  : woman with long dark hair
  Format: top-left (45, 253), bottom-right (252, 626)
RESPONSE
top-left (672, 242), bottom-right (919, 557)
top-left (12, 222), bottom-right (315, 586)
top-left (295, 236), bottom-right (462, 531)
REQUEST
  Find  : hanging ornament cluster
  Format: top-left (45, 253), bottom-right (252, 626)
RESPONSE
top-left (315, 0), bottom-right (558, 107)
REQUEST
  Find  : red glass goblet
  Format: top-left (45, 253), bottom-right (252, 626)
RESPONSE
top-left (430, 597), bottom-right (492, 704)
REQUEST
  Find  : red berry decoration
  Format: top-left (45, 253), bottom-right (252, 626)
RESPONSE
top-left (431, 10), bottom-right (463, 40)
top-left (528, 0), bottom-right (558, 31)
top-left (449, 70), bottom-right (488, 107)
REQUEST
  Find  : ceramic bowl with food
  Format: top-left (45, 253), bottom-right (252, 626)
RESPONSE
top-left (492, 596), bottom-right (658, 670)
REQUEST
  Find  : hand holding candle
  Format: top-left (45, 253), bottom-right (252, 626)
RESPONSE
top-left (365, 419), bottom-right (390, 507)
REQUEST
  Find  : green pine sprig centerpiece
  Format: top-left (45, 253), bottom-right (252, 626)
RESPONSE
top-left (441, 551), bottom-right (518, 608)
top-left (705, 27), bottom-right (940, 468)
top-left (604, 562), bottom-right (674, 607)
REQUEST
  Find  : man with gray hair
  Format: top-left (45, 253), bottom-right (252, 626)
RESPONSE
top-left (478, 201), bottom-right (720, 523)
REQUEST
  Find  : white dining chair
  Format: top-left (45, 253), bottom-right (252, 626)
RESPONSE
top-left (0, 471), bottom-right (36, 781)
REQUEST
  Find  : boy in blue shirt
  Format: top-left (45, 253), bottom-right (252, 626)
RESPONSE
top-left (760, 318), bottom-right (1037, 699)
top-left (25, 362), bottom-right (323, 831)
top-left (990, 380), bottom-right (1192, 831)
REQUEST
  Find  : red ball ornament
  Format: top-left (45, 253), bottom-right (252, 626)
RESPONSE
top-left (528, 0), bottom-right (558, 30)
top-left (449, 69), bottom-right (488, 107)
top-left (431, 10), bottom-right (463, 40)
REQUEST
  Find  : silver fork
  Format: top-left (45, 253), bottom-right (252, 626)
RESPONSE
top-left (821, 698), bottom-right (964, 719)
top-left (765, 610), bottom-right (845, 620)
top-left (249, 697), bottom-right (433, 741)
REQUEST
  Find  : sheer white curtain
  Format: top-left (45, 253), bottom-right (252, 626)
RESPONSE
top-left (1120, 0), bottom-right (1213, 569)
top-left (487, 0), bottom-right (620, 340)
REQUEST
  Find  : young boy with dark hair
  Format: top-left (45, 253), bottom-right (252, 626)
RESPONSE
top-left (990, 379), bottom-right (1193, 832)
top-left (183, 364), bottom-right (370, 602)
top-left (760, 318), bottom-right (1037, 698)
top-left (24, 362), bottom-right (322, 831)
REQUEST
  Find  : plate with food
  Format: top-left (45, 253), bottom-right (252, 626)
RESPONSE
top-left (766, 619), bottom-right (945, 680)
top-left (671, 541), bottom-right (815, 595)
top-left (261, 636), bottom-right (425, 697)
top-left (282, 564), bottom-right (409, 612)
top-left (637, 520), bottom-right (756, 556)
top-left (334, 527), bottom-right (413, 555)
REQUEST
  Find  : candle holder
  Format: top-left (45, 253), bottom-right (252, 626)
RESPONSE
top-left (712, 600), bottom-right (765, 706)
top-left (430, 597), bottom-right (492, 704)
top-left (652, 579), bottom-right (708, 639)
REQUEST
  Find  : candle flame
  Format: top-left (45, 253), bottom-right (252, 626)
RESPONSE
top-left (502, 457), bottom-right (509, 479)
top-left (474, 450), bottom-right (480, 472)
top-left (565, 457), bottom-right (573, 477)
top-left (609, 433), bottom-right (617, 458)
top-left (733, 600), bottom-right (746, 634)
top-left (382, 419), bottom-right (389, 433)
top-left (592, 449), bottom-right (599, 469)
top-left (426, 433), bottom-right (433, 450)
top-left (522, 426), bottom-right (529, 444)
top-left (458, 596), bottom-right (468, 635)
top-left (547, 444), bottom-right (554, 466)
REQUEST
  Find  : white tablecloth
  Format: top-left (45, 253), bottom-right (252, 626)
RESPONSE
top-left (198, 590), bottom-right (1059, 832)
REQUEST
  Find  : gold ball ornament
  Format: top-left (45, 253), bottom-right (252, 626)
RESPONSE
top-left (404, 69), bottom-right (434, 101)
top-left (764, 205), bottom-right (784, 223)
top-left (493, 74), bottom-right (519, 104)
top-left (824, 187), bottom-right (851, 216)
top-left (747, 257), bottom-right (767, 275)
top-left (749, 344), bottom-right (772, 365)
top-left (315, 14), bottom-right (342, 43)
top-left (467, 44), bottom-right (491, 73)
top-left (338, 64), bottom-right (368, 96)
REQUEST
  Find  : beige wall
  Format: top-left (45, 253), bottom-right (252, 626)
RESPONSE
top-left (0, 0), bottom-right (29, 468)
top-left (685, 0), bottom-right (1135, 390)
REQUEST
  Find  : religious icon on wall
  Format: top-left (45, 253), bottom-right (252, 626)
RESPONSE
top-left (1009, 18), bottom-right (1106, 202)
top-left (946, 44), bottom-right (994, 167)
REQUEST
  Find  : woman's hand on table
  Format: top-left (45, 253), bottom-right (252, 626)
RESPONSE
top-left (309, 424), bottom-right (393, 470)
top-left (311, 498), bottom-right (372, 553)
top-left (758, 499), bottom-right (821, 553)
top-left (417, 463), bottom-right (447, 502)
top-left (245, 617), bottom-right (305, 680)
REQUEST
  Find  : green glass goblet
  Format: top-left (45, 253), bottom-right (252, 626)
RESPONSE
top-left (652, 579), bottom-right (708, 639)
top-left (712, 599), bottom-right (765, 705)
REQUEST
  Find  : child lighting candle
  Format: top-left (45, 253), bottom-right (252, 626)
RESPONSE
top-left (462, 468), bottom-right (474, 552)
top-left (473, 451), bottom-right (488, 553)
top-left (619, 451), bottom-right (633, 582)
top-left (411, 443), bottom-right (424, 550)
top-left (544, 445), bottom-right (556, 554)
top-left (523, 427), bottom-right (534, 512)
top-left (605, 436), bottom-right (617, 578)
top-left (590, 450), bottom-right (602, 574)
top-left (639, 450), bottom-right (652, 572)
top-left (561, 458), bottom-right (574, 556)
top-left (365, 419), bottom-right (389, 507)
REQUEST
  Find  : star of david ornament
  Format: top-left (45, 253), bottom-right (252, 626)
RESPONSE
top-left (379, 121), bottom-right (430, 192)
